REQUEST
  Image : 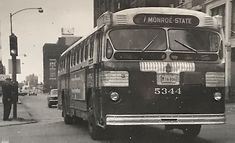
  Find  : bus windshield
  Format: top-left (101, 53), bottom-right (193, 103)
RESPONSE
top-left (109, 28), bottom-right (167, 51)
top-left (169, 29), bottom-right (221, 52)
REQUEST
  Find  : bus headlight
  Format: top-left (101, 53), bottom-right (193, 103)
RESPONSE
top-left (110, 92), bottom-right (120, 102)
top-left (214, 92), bottom-right (222, 101)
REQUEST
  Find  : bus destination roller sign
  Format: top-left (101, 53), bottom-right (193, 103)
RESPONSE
top-left (134, 14), bottom-right (200, 27)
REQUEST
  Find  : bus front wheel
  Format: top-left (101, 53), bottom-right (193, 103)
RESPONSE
top-left (63, 111), bottom-right (73, 124)
top-left (62, 104), bottom-right (73, 124)
top-left (182, 125), bottom-right (201, 138)
top-left (88, 100), bottom-right (105, 140)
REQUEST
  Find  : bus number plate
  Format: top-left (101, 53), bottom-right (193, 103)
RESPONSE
top-left (154, 87), bottom-right (182, 95)
top-left (157, 73), bottom-right (179, 85)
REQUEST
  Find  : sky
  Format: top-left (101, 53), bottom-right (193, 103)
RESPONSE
top-left (0, 0), bottom-right (93, 82)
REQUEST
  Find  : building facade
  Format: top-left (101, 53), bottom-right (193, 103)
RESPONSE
top-left (43, 31), bottom-right (81, 93)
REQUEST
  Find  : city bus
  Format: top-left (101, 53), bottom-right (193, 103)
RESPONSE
top-left (57, 7), bottom-right (225, 139)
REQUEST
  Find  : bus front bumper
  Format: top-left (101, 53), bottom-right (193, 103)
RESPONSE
top-left (105, 114), bottom-right (225, 125)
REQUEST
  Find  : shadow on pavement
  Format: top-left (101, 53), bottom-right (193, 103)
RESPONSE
top-left (71, 119), bottom-right (212, 143)
top-left (104, 126), bottom-right (213, 143)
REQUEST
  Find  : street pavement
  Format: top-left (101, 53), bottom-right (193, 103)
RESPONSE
top-left (0, 96), bottom-right (36, 127)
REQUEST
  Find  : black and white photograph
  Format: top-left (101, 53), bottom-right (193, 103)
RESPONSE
top-left (0, 0), bottom-right (235, 142)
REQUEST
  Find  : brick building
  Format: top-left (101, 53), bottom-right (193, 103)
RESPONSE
top-left (43, 32), bottom-right (81, 93)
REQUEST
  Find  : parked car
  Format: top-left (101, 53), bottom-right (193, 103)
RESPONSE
top-left (47, 89), bottom-right (58, 108)
top-left (28, 89), bottom-right (37, 96)
top-left (18, 90), bottom-right (28, 96)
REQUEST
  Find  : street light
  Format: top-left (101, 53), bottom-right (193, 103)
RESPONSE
top-left (9, 7), bottom-right (43, 119)
top-left (10, 7), bottom-right (43, 34)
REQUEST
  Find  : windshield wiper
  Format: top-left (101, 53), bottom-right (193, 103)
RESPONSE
top-left (174, 40), bottom-right (198, 53)
top-left (142, 34), bottom-right (158, 52)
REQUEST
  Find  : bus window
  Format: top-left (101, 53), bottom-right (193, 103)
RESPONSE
top-left (73, 52), bottom-right (76, 66)
top-left (81, 46), bottom-right (84, 62)
top-left (76, 49), bottom-right (80, 64)
top-left (109, 28), bottom-right (166, 51)
top-left (168, 29), bottom-right (220, 52)
top-left (85, 43), bottom-right (89, 60)
top-left (90, 39), bottom-right (94, 58)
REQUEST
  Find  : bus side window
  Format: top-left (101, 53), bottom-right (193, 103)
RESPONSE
top-left (81, 43), bottom-right (84, 62)
top-left (90, 38), bottom-right (94, 59)
top-left (66, 54), bottom-right (70, 70)
top-left (85, 42), bottom-right (89, 61)
top-left (76, 48), bottom-right (80, 64)
top-left (70, 52), bottom-right (74, 67)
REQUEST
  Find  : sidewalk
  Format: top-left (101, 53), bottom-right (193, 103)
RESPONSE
top-left (0, 96), bottom-right (36, 127)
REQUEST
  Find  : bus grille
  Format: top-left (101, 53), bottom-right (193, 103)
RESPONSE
top-left (140, 61), bottom-right (195, 73)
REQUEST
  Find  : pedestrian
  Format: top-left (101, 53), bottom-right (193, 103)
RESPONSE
top-left (2, 78), bottom-right (13, 121)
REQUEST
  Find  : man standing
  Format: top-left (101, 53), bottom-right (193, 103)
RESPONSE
top-left (2, 78), bottom-right (13, 121)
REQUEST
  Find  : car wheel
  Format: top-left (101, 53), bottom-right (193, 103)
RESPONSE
top-left (48, 102), bottom-right (52, 108)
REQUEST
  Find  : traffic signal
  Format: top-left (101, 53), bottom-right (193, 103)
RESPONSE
top-left (9, 33), bottom-right (18, 56)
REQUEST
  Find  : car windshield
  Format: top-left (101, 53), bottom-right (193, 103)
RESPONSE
top-left (168, 29), bottom-right (221, 52)
top-left (109, 28), bottom-right (167, 51)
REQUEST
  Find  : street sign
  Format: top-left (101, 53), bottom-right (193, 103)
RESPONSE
top-left (0, 74), bottom-right (10, 81)
top-left (8, 59), bottom-right (21, 74)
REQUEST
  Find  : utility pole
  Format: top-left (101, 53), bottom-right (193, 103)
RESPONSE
top-left (9, 7), bottom-right (43, 119)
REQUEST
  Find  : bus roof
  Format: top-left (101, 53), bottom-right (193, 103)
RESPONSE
top-left (114, 7), bottom-right (208, 17)
top-left (60, 26), bottom-right (103, 57)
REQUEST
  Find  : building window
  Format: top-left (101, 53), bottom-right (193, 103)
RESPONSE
top-left (211, 4), bottom-right (225, 31)
top-left (232, 0), bottom-right (235, 37)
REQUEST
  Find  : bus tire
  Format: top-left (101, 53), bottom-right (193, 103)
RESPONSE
top-left (88, 99), bottom-right (104, 140)
top-left (63, 110), bottom-right (73, 124)
top-left (182, 125), bottom-right (201, 138)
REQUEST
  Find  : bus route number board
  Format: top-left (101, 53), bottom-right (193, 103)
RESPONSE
top-left (157, 73), bottom-right (179, 85)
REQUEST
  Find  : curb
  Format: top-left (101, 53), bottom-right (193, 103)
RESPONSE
top-left (0, 96), bottom-right (37, 127)
top-left (0, 119), bottom-right (37, 127)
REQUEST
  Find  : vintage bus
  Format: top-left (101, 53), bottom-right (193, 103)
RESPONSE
top-left (58, 7), bottom-right (225, 139)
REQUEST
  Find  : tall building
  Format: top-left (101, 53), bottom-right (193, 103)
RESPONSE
top-left (43, 28), bottom-right (81, 93)
top-left (93, 0), bottom-right (180, 26)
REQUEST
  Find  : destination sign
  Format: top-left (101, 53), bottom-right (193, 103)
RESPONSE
top-left (134, 14), bottom-right (199, 27)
